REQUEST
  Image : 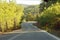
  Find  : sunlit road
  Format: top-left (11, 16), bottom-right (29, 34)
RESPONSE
top-left (0, 22), bottom-right (60, 40)
top-left (21, 22), bottom-right (40, 31)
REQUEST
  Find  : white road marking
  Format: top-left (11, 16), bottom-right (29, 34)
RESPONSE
top-left (0, 22), bottom-right (60, 40)
top-left (46, 32), bottom-right (60, 40)
top-left (8, 34), bottom-right (23, 40)
top-left (8, 30), bottom-right (46, 40)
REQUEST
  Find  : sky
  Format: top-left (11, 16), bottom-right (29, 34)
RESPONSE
top-left (16, 0), bottom-right (42, 5)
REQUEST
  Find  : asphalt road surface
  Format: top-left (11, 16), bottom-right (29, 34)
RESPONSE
top-left (0, 22), bottom-right (60, 40)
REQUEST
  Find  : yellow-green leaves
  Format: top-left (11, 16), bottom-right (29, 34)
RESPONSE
top-left (0, 2), bottom-right (24, 32)
top-left (37, 2), bottom-right (60, 27)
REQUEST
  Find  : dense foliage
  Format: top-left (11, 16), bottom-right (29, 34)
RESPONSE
top-left (37, 2), bottom-right (60, 30)
top-left (24, 5), bottom-right (39, 21)
top-left (26, 13), bottom-right (37, 21)
top-left (40, 0), bottom-right (60, 13)
top-left (0, 2), bottom-right (24, 32)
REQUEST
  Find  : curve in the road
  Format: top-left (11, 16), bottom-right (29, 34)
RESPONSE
top-left (0, 22), bottom-right (60, 40)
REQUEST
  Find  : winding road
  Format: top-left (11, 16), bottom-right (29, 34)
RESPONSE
top-left (0, 22), bottom-right (60, 40)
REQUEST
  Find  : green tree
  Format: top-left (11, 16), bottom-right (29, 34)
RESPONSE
top-left (40, 0), bottom-right (60, 13)
top-left (37, 2), bottom-right (60, 29)
top-left (0, 1), bottom-right (24, 32)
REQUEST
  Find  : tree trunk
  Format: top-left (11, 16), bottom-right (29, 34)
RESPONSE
top-left (13, 18), bottom-right (17, 30)
top-left (5, 21), bottom-right (8, 32)
top-left (0, 22), bottom-right (2, 32)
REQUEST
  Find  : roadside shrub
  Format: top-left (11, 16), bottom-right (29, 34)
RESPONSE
top-left (37, 2), bottom-right (60, 29)
top-left (52, 18), bottom-right (60, 30)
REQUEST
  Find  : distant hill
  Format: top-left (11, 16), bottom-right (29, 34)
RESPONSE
top-left (23, 4), bottom-right (39, 15)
